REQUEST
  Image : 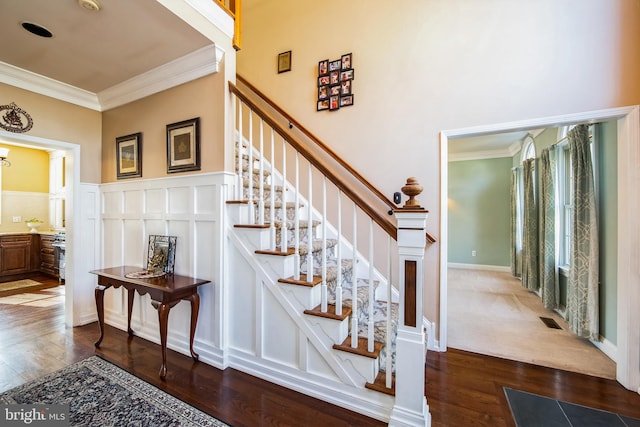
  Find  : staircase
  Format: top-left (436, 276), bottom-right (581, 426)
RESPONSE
top-left (226, 77), bottom-right (431, 426)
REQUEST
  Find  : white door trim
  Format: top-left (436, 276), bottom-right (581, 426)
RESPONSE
top-left (438, 106), bottom-right (640, 392)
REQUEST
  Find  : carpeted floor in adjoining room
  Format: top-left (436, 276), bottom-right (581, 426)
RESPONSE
top-left (447, 267), bottom-right (616, 379)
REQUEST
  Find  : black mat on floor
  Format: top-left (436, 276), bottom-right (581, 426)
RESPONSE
top-left (504, 387), bottom-right (640, 427)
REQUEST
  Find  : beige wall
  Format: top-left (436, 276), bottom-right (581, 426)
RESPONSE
top-left (101, 74), bottom-right (225, 183)
top-left (0, 83), bottom-right (102, 183)
top-left (237, 0), bottom-right (640, 332)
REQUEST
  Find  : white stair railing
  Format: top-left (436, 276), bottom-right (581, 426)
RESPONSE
top-left (231, 79), bottom-right (431, 426)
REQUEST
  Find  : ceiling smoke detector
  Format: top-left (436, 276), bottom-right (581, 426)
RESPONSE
top-left (78, 0), bottom-right (101, 12)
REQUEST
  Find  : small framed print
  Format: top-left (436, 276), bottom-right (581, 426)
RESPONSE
top-left (318, 75), bottom-right (330, 86)
top-left (318, 85), bottom-right (329, 100)
top-left (329, 95), bottom-right (340, 111)
top-left (340, 69), bottom-right (354, 81)
top-left (317, 99), bottom-right (329, 111)
top-left (116, 132), bottom-right (142, 179)
top-left (278, 50), bottom-right (292, 73)
top-left (329, 85), bottom-right (341, 96)
top-left (166, 117), bottom-right (200, 173)
top-left (340, 95), bottom-right (354, 107)
top-left (318, 59), bottom-right (329, 75)
top-left (147, 235), bottom-right (177, 275)
top-left (340, 79), bottom-right (352, 95)
top-left (330, 71), bottom-right (339, 85)
top-left (329, 59), bottom-right (341, 72)
top-left (341, 53), bottom-right (352, 70)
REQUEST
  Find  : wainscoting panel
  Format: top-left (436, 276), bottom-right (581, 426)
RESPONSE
top-left (99, 172), bottom-right (234, 368)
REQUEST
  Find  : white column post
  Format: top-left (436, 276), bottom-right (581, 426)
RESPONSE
top-left (390, 178), bottom-right (431, 427)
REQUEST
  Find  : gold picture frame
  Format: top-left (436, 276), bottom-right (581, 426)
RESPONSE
top-left (278, 50), bottom-right (292, 73)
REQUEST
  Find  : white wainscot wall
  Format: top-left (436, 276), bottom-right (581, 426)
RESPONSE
top-left (99, 172), bottom-right (235, 369)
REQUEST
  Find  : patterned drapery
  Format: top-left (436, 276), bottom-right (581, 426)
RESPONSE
top-left (539, 147), bottom-right (558, 309)
top-left (567, 124), bottom-right (599, 339)
top-left (510, 167), bottom-right (523, 278)
top-left (521, 158), bottom-right (538, 291)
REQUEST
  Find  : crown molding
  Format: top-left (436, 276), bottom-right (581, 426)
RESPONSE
top-left (0, 62), bottom-right (101, 111)
top-left (0, 43), bottom-right (223, 112)
top-left (98, 44), bottom-right (224, 111)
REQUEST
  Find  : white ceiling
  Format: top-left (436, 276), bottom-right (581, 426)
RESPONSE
top-left (0, 0), bottom-right (217, 108)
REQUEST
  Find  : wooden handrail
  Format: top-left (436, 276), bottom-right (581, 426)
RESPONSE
top-left (236, 75), bottom-right (397, 212)
top-left (230, 81), bottom-right (398, 240)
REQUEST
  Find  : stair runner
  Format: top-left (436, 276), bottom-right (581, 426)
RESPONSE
top-left (237, 151), bottom-right (399, 376)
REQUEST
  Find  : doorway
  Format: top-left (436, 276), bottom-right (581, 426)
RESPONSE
top-left (438, 106), bottom-right (640, 392)
top-left (0, 131), bottom-right (80, 327)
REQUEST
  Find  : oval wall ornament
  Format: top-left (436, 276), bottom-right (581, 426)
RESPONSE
top-left (0, 102), bottom-right (34, 133)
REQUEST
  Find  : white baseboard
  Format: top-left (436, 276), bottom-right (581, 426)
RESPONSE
top-left (591, 336), bottom-right (617, 363)
top-left (448, 262), bottom-right (511, 272)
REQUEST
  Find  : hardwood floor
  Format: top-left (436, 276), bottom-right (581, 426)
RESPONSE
top-left (1, 276), bottom-right (640, 426)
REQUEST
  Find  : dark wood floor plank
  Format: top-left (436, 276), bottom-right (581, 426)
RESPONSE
top-left (2, 278), bottom-right (640, 427)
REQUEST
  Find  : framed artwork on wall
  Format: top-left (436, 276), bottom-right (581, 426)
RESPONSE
top-left (166, 117), bottom-right (200, 173)
top-left (316, 52), bottom-right (355, 112)
top-left (116, 132), bottom-right (142, 179)
top-left (278, 50), bottom-right (292, 73)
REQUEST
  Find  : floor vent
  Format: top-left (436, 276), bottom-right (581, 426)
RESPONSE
top-left (540, 317), bottom-right (562, 329)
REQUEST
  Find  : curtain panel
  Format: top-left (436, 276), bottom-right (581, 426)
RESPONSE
top-left (521, 158), bottom-right (538, 291)
top-left (567, 124), bottom-right (599, 340)
top-left (510, 167), bottom-right (523, 278)
top-left (539, 147), bottom-right (558, 309)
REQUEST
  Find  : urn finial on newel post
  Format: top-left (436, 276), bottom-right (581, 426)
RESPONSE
top-left (401, 177), bottom-right (423, 209)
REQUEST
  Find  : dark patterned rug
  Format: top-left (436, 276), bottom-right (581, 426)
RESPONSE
top-left (0, 356), bottom-right (228, 426)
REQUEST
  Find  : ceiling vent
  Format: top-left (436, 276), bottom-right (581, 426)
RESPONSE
top-left (78, 0), bottom-right (101, 12)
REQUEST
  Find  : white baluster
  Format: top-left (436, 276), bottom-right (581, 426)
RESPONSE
top-left (258, 119), bottom-right (265, 226)
top-left (294, 152), bottom-right (301, 280)
top-left (236, 100), bottom-right (243, 200)
top-left (351, 203), bottom-right (358, 349)
top-left (306, 164), bottom-right (313, 283)
top-left (270, 129), bottom-right (276, 250)
top-left (247, 111), bottom-right (254, 224)
top-left (386, 235), bottom-right (392, 388)
top-left (321, 176), bottom-right (327, 313)
top-left (368, 219), bottom-right (374, 353)
top-left (281, 138), bottom-right (288, 252)
top-left (336, 190), bottom-right (343, 316)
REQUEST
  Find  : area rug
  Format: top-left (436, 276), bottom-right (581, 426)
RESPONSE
top-left (0, 356), bottom-right (229, 426)
top-left (504, 387), bottom-right (640, 427)
top-left (0, 279), bottom-right (53, 297)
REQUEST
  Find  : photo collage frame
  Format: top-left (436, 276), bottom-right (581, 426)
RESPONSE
top-left (317, 53), bottom-right (354, 111)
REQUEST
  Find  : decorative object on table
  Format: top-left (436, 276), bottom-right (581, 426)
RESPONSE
top-left (147, 235), bottom-right (176, 275)
top-left (124, 235), bottom-right (176, 279)
top-left (115, 132), bottom-right (142, 179)
top-left (0, 102), bottom-right (34, 133)
top-left (25, 218), bottom-right (43, 233)
top-left (317, 53), bottom-right (353, 111)
top-left (0, 356), bottom-right (229, 426)
top-left (167, 117), bottom-right (200, 173)
top-left (277, 50), bottom-right (292, 73)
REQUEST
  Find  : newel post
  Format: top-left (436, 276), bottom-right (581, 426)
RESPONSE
top-left (389, 177), bottom-right (431, 427)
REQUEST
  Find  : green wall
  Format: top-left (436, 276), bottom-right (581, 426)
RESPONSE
top-left (448, 157), bottom-right (512, 266)
top-left (598, 120), bottom-right (617, 344)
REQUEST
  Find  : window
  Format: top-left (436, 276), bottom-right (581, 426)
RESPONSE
top-left (521, 135), bottom-right (536, 163)
top-left (557, 124), bottom-right (597, 269)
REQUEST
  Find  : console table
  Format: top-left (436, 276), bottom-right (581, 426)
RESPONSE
top-left (91, 266), bottom-right (211, 379)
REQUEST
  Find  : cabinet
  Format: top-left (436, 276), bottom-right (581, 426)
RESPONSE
top-left (40, 234), bottom-right (57, 277)
top-left (0, 235), bottom-right (39, 276)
